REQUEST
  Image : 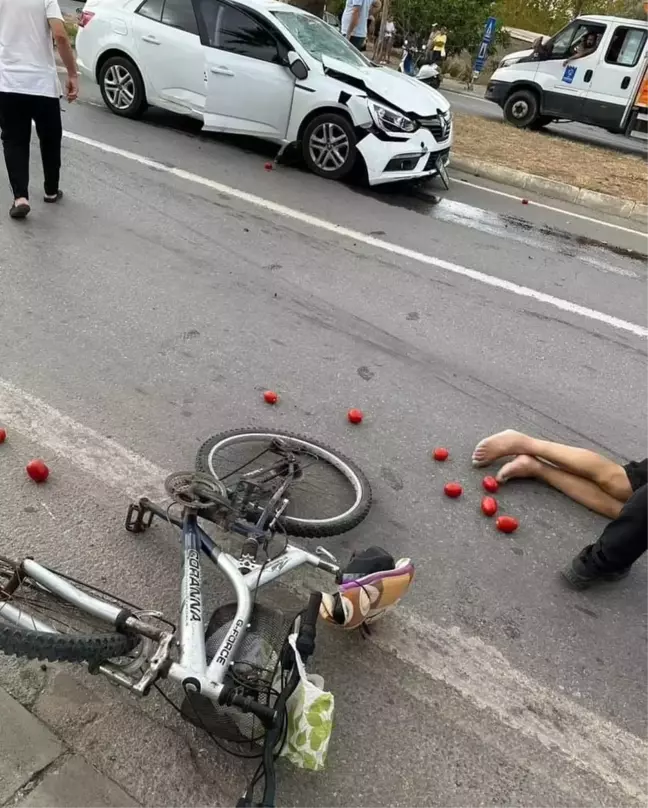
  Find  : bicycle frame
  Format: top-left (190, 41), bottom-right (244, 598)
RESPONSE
top-left (2, 508), bottom-right (340, 705)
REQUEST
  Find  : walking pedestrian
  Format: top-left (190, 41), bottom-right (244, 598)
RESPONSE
top-left (0, 0), bottom-right (78, 220)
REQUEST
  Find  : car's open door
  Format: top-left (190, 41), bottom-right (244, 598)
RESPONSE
top-left (200, 0), bottom-right (295, 139)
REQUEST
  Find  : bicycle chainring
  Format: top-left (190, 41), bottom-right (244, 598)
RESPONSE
top-left (164, 471), bottom-right (229, 510)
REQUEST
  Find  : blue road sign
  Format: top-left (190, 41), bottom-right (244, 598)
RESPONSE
top-left (473, 16), bottom-right (497, 77)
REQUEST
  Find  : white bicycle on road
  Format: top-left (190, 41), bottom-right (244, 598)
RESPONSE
top-left (0, 428), bottom-right (414, 806)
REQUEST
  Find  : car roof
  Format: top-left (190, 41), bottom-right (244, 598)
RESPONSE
top-left (578, 14), bottom-right (648, 28)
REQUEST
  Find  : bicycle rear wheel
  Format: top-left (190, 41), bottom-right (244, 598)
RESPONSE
top-left (196, 429), bottom-right (372, 538)
top-left (0, 555), bottom-right (138, 664)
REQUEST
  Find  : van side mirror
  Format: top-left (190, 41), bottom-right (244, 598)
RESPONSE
top-left (288, 51), bottom-right (309, 80)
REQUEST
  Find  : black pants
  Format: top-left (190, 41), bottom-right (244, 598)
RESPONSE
top-left (0, 92), bottom-right (62, 200)
top-left (349, 35), bottom-right (366, 51)
top-left (585, 483), bottom-right (647, 572)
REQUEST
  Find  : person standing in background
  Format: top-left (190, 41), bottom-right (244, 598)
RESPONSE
top-left (341, 0), bottom-right (372, 50)
top-left (430, 26), bottom-right (447, 63)
top-left (381, 17), bottom-right (396, 63)
top-left (0, 0), bottom-right (78, 219)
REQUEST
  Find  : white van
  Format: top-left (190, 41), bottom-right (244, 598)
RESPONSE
top-left (486, 15), bottom-right (648, 139)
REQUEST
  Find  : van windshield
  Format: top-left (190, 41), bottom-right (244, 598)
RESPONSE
top-left (272, 10), bottom-right (371, 69)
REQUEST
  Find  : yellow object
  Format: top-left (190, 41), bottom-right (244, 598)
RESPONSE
top-left (432, 33), bottom-right (447, 51)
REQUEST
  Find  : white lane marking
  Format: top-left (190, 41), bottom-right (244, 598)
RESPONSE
top-left (62, 131), bottom-right (648, 340)
top-left (61, 77), bottom-right (645, 240)
top-left (374, 610), bottom-right (647, 802)
top-left (0, 376), bottom-right (645, 802)
top-left (0, 379), bottom-right (166, 502)
top-left (456, 177), bottom-right (647, 237)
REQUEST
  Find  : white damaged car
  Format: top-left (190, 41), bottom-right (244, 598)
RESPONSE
top-left (77, 0), bottom-right (452, 185)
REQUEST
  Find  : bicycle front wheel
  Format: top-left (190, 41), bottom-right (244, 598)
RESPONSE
top-left (196, 429), bottom-right (372, 538)
top-left (0, 555), bottom-right (138, 665)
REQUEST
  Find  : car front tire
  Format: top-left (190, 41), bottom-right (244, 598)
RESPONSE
top-left (99, 56), bottom-right (147, 119)
top-left (302, 113), bottom-right (358, 181)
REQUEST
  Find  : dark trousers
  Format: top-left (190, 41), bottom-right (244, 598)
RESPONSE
top-left (0, 92), bottom-right (62, 200)
top-left (349, 35), bottom-right (366, 51)
top-left (586, 484), bottom-right (647, 571)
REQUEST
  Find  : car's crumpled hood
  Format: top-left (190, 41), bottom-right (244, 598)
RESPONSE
top-left (321, 55), bottom-right (449, 117)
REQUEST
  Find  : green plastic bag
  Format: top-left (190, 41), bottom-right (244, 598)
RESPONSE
top-left (280, 633), bottom-right (334, 771)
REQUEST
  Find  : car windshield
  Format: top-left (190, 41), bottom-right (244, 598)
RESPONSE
top-left (272, 10), bottom-right (371, 69)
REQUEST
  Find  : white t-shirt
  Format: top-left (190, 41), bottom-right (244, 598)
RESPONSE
top-left (385, 21), bottom-right (395, 37)
top-left (0, 0), bottom-right (63, 97)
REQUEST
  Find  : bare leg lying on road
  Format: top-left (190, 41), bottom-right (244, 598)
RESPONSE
top-left (471, 429), bottom-right (635, 518)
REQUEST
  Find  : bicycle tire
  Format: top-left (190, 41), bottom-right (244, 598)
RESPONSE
top-left (0, 555), bottom-right (138, 664)
top-left (196, 428), bottom-right (372, 538)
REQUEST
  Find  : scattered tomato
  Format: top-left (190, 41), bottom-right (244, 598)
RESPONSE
top-left (264, 162), bottom-right (274, 171)
top-left (433, 447), bottom-right (449, 461)
top-left (347, 408), bottom-right (363, 424)
top-left (26, 459), bottom-right (49, 483)
top-left (263, 390), bottom-right (279, 405)
top-left (522, 198), bottom-right (529, 205)
top-left (0, 428), bottom-right (6, 444)
top-left (481, 496), bottom-right (498, 517)
top-left (444, 482), bottom-right (463, 498)
top-left (496, 515), bottom-right (519, 534)
top-left (482, 476), bottom-right (499, 493)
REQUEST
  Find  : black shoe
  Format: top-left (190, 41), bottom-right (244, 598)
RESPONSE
top-left (9, 202), bottom-right (30, 219)
top-left (44, 190), bottom-right (63, 203)
top-left (561, 551), bottom-right (630, 590)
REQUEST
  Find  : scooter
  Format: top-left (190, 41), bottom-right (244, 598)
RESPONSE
top-left (398, 41), bottom-right (442, 90)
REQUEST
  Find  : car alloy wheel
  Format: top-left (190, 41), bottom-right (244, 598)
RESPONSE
top-left (308, 122), bottom-right (351, 173)
top-left (103, 64), bottom-right (136, 112)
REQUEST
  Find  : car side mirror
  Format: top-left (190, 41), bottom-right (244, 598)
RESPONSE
top-left (288, 51), bottom-right (309, 80)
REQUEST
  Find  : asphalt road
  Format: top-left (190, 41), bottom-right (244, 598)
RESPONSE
top-left (0, 79), bottom-right (646, 807)
top-left (441, 80), bottom-right (648, 157)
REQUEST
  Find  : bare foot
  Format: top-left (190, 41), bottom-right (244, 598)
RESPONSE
top-left (472, 429), bottom-right (533, 467)
top-left (497, 454), bottom-right (543, 483)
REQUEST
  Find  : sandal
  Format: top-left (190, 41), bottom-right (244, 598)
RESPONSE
top-left (9, 203), bottom-right (30, 220)
top-left (44, 190), bottom-right (63, 203)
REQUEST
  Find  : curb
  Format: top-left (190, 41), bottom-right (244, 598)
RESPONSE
top-left (452, 155), bottom-right (648, 224)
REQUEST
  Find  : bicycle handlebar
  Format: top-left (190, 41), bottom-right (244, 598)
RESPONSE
top-left (296, 590), bottom-right (321, 660)
top-left (219, 686), bottom-right (277, 728)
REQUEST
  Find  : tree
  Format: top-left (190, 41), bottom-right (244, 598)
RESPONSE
top-left (493, 0), bottom-right (646, 34)
top-left (288, 0), bottom-right (326, 18)
top-left (390, 0), bottom-right (506, 54)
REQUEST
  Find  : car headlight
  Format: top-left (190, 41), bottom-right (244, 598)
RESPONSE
top-left (499, 56), bottom-right (521, 69)
top-left (369, 102), bottom-right (417, 134)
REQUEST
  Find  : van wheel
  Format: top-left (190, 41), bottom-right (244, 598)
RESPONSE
top-left (503, 89), bottom-right (539, 128)
top-left (302, 113), bottom-right (357, 181)
top-left (99, 56), bottom-right (147, 119)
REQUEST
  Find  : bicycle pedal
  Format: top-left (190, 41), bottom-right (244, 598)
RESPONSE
top-left (125, 502), bottom-right (154, 533)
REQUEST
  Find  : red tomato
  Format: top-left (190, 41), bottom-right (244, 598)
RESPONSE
top-left (496, 515), bottom-right (519, 534)
top-left (433, 447), bottom-right (449, 461)
top-left (263, 390), bottom-right (279, 405)
top-left (522, 198), bottom-right (529, 205)
top-left (444, 482), bottom-right (463, 498)
top-left (264, 162), bottom-right (274, 171)
top-left (0, 428), bottom-right (6, 444)
top-left (482, 476), bottom-right (499, 493)
top-left (347, 408), bottom-right (363, 424)
top-left (481, 496), bottom-right (498, 517)
top-left (26, 459), bottom-right (49, 483)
